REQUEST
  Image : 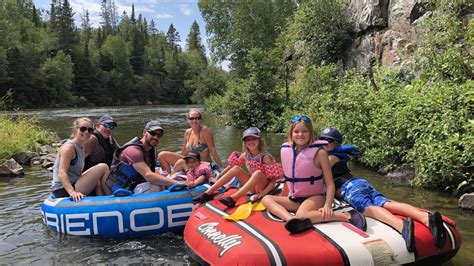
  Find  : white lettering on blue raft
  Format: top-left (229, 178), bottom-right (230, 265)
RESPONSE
top-left (197, 222), bottom-right (242, 257)
top-left (41, 203), bottom-right (194, 236)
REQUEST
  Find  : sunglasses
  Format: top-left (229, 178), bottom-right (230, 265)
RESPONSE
top-left (147, 130), bottom-right (164, 138)
top-left (319, 137), bottom-right (335, 143)
top-left (290, 115), bottom-right (311, 123)
top-left (79, 126), bottom-right (94, 134)
top-left (103, 123), bottom-right (116, 129)
top-left (188, 116), bottom-right (202, 121)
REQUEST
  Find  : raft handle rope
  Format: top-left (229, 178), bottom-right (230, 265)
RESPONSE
top-left (112, 188), bottom-right (133, 197)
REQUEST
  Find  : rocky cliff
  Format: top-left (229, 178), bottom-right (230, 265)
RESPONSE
top-left (344, 0), bottom-right (472, 69)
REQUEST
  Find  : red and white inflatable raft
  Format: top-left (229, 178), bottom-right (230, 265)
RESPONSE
top-left (184, 189), bottom-right (461, 265)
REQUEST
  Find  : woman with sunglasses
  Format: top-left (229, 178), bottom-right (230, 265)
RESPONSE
top-left (83, 115), bottom-right (120, 171)
top-left (261, 115), bottom-right (366, 234)
top-left (158, 108), bottom-right (223, 175)
top-left (320, 127), bottom-right (446, 253)
top-left (51, 118), bottom-right (110, 201)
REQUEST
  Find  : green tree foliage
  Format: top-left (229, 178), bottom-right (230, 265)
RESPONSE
top-left (198, 0), bottom-right (296, 75)
top-left (56, 0), bottom-right (77, 53)
top-left (207, 48), bottom-right (282, 129)
top-left (166, 23), bottom-right (181, 51)
top-left (100, 35), bottom-right (135, 104)
top-left (186, 21), bottom-right (207, 63)
top-left (0, 1), bottom-right (224, 108)
top-left (284, 0), bottom-right (352, 67)
top-left (40, 50), bottom-right (75, 105)
top-left (190, 65), bottom-right (228, 103)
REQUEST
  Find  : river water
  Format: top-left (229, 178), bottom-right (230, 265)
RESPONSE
top-left (0, 105), bottom-right (472, 264)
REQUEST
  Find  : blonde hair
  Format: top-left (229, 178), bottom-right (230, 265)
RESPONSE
top-left (71, 117), bottom-right (93, 138)
top-left (241, 136), bottom-right (268, 157)
top-left (187, 108), bottom-right (202, 118)
top-left (286, 119), bottom-right (315, 146)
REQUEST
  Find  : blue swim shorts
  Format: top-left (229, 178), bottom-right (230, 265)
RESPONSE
top-left (340, 178), bottom-right (390, 213)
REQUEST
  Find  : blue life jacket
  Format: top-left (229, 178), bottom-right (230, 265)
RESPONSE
top-left (329, 145), bottom-right (360, 189)
top-left (328, 145), bottom-right (360, 162)
top-left (105, 137), bottom-right (156, 192)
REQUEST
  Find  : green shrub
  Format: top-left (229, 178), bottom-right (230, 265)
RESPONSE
top-left (0, 114), bottom-right (54, 162)
top-left (404, 81), bottom-right (473, 189)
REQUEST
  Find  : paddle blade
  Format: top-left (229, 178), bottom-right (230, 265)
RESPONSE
top-left (251, 201), bottom-right (266, 211)
top-left (223, 202), bottom-right (253, 221)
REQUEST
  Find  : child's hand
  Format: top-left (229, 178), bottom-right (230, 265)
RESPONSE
top-left (185, 180), bottom-right (195, 188)
top-left (275, 176), bottom-right (285, 183)
top-left (318, 204), bottom-right (333, 220)
top-left (249, 194), bottom-right (262, 202)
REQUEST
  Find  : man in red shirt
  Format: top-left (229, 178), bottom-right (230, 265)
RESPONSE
top-left (103, 121), bottom-right (180, 194)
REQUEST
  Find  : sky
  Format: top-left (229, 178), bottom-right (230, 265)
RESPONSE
top-left (32, 0), bottom-right (209, 54)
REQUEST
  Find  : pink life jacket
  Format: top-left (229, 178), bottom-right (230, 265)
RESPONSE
top-left (281, 140), bottom-right (328, 198)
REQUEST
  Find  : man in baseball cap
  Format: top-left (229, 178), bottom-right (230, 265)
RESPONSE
top-left (83, 115), bottom-right (120, 171)
top-left (102, 120), bottom-right (179, 195)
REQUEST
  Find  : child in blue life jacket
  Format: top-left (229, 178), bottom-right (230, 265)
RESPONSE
top-left (319, 127), bottom-right (446, 253)
top-left (261, 116), bottom-right (366, 234)
top-left (193, 127), bottom-right (282, 207)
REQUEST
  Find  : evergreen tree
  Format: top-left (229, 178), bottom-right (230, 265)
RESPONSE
top-left (57, 0), bottom-right (77, 53)
top-left (148, 19), bottom-right (158, 35)
top-left (49, 0), bottom-right (58, 31)
top-left (166, 23), bottom-right (181, 51)
top-left (100, 0), bottom-right (113, 36)
top-left (186, 21), bottom-right (206, 62)
top-left (128, 5), bottom-right (145, 75)
top-left (32, 5), bottom-right (41, 27)
top-left (80, 10), bottom-right (92, 48)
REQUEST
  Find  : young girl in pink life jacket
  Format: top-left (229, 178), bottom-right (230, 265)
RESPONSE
top-left (181, 152), bottom-right (212, 188)
top-left (261, 115), bottom-right (367, 234)
top-left (192, 127), bottom-right (282, 207)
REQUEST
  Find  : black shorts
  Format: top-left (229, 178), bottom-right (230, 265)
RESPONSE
top-left (52, 182), bottom-right (76, 198)
top-left (289, 196), bottom-right (310, 203)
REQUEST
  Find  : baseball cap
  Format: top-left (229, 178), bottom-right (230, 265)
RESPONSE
top-left (97, 115), bottom-right (117, 126)
top-left (145, 120), bottom-right (164, 133)
top-left (242, 127), bottom-right (262, 140)
top-left (184, 152), bottom-right (200, 161)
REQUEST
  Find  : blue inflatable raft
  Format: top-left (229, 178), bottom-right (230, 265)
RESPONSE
top-left (40, 184), bottom-right (209, 238)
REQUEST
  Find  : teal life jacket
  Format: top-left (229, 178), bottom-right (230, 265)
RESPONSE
top-left (105, 137), bottom-right (156, 192)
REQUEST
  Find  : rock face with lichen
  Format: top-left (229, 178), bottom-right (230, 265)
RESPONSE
top-left (344, 0), bottom-right (433, 69)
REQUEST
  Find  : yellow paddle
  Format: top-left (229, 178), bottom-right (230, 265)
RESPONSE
top-left (223, 200), bottom-right (266, 221)
top-left (251, 201), bottom-right (266, 211)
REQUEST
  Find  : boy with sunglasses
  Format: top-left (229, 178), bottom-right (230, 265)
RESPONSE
top-left (83, 115), bottom-right (120, 171)
top-left (320, 127), bottom-right (446, 253)
top-left (102, 120), bottom-right (181, 195)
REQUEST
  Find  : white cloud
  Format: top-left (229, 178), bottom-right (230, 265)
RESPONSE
top-left (156, 13), bottom-right (174, 19)
top-left (179, 4), bottom-right (193, 16)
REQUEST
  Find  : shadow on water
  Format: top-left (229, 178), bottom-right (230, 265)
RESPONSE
top-left (0, 105), bottom-right (472, 264)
